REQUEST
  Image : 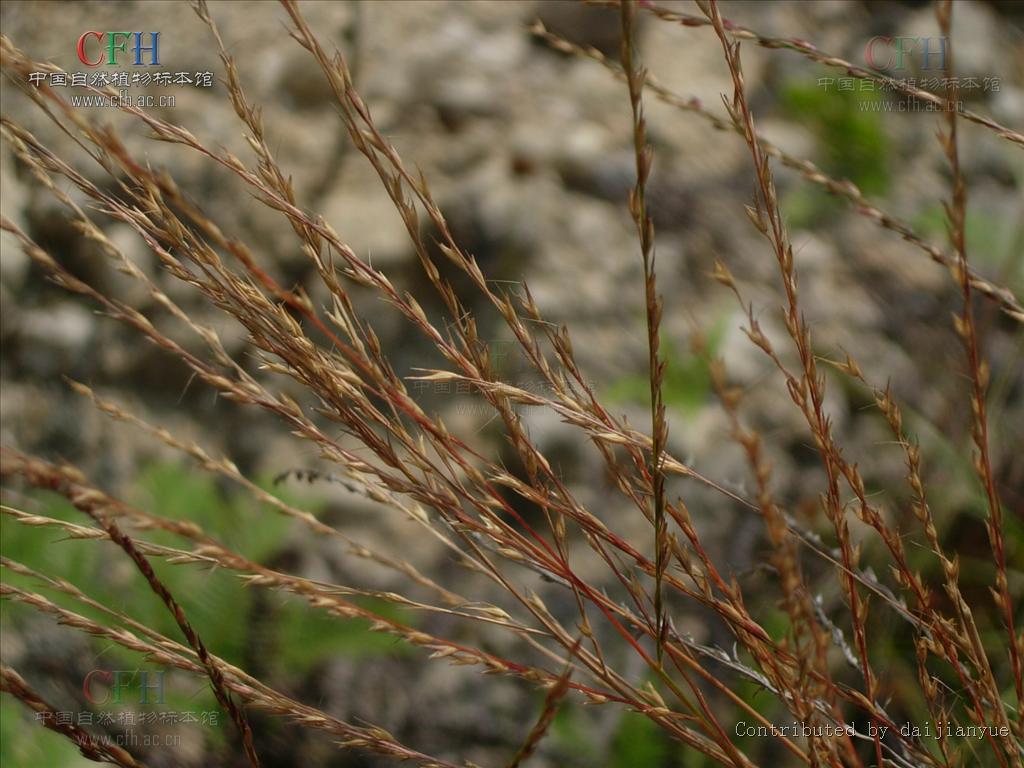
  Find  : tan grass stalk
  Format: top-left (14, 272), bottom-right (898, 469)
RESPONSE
top-left (505, 645), bottom-right (576, 768)
top-left (7, 454), bottom-right (261, 767)
top-left (608, 0), bottom-right (1024, 147)
top-left (936, 0), bottom-right (1023, 742)
top-left (618, 0), bottom-right (670, 666)
top-left (0, 665), bottom-right (147, 768)
top-left (1, 4), bottom-right (1019, 765)
top-left (701, 1), bottom-right (884, 763)
top-left (530, 20), bottom-right (1024, 324)
top-left (0, 583), bottom-right (467, 768)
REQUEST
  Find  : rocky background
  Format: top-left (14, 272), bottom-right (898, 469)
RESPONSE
top-left (1, 1), bottom-right (1021, 766)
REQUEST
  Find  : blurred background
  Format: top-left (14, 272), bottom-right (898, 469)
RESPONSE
top-left (1, 1), bottom-right (1021, 766)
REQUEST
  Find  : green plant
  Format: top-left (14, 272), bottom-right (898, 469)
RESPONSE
top-left (606, 313), bottom-right (728, 417)
top-left (779, 78), bottom-right (889, 197)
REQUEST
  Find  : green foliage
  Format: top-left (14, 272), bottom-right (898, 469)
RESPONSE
top-left (549, 702), bottom-right (685, 767)
top-left (274, 597), bottom-right (415, 675)
top-left (780, 77), bottom-right (890, 197)
top-left (781, 186), bottom-right (843, 232)
top-left (1, 461), bottom-right (414, 765)
top-left (914, 203), bottom-right (1024, 291)
top-left (2, 464), bottom-right (418, 668)
top-left (0, 495), bottom-right (100, 594)
top-left (1, 698), bottom-right (91, 768)
top-left (605, 315), bottom-right (728, 416)
top-left (548, 704), bottom-right (600, 765)
top-left (134, 463), bottom-right (294, 563)
top-left (611, 709), bottom-right (671, 767)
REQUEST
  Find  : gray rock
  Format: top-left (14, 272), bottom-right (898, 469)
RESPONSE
top-left (20, 302), bottom-right (94, 353)
top-left (534, 0), bottom-right (633, 58)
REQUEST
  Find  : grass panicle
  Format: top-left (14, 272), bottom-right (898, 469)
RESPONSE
top-left (1, 2), bottom-right (1021, 767)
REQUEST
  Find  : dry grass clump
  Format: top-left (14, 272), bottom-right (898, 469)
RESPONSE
top-left (0, 1), bottom-right (1020, 766)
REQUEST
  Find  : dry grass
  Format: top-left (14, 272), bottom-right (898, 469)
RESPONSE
top-left (0, 1), bottom-right (1021, 766)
